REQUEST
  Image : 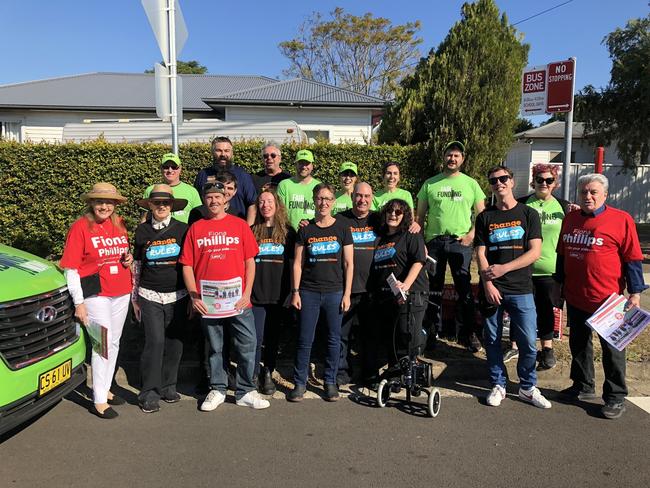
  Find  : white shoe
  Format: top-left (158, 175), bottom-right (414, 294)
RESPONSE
top-left (236, 390), bottom-right (270, 409)
top-left (486, 385), bottom-right (506, 407)
top-left (519, 386), bottom-right (552, 409)
top-left (200, 390), bottom-right (226, 411)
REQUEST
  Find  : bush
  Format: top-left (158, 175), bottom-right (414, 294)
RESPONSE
top-left (0, 140), bottom-right (463, 257)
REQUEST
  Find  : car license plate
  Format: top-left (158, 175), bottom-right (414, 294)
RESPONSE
top-left (39, 360), bottom-right (72, 396)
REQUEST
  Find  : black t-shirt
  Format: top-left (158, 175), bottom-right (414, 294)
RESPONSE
top-left (474, 202), bottom-right (542, 295)
top-left (335, 210), bottom-right (380, 294)
top-left (296, 218), bottom-right (353, 293)
top-left (370, 230), bottom-right (428, 294)
top-left (253, 170), bottom-right (292, 192)
top-left (251, 226), bottom-right (296, 305)
top-left (134, 218), bottom-right (188, 293)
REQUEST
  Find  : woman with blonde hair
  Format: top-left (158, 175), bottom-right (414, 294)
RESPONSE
top-left (60, 182), bottom-right (133, 419)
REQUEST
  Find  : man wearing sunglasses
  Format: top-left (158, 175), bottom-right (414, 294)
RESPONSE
top-left (142, 153), bottom-right (202, 224)
top-left (474, 165), bottom-right (551, 410)
top-left (416, 141), bottom-right (486, 352)
top-left (253, 143), bottom-right (291, 192)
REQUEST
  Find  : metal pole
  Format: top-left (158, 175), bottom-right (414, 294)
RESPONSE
top-left (562, 57), bottom-right (576, 201)
top-left (168, 0), bottom-right (178, 154)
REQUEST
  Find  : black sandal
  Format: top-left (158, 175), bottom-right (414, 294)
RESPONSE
top-left (107, 395), bottom-right (126, 406)
top-left (89, 405), bottom-right (119, 419)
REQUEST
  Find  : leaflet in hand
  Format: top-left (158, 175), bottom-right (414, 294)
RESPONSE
top-left (201, 277), bottom-right (243, 318)
top-left (86, 320), bottom-right (108, 359)
top-left (587, 293), bottom-right (650, 351)
top-left (387, 273), bottom-right (407, 301)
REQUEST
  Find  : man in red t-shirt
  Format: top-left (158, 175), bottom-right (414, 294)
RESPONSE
top-left (556, 173), bottom-right (647, 419)
top-left (180, 181), bottom-right (270, 411)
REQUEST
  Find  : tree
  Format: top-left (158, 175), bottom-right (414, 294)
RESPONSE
top-left (580, 15), bottom-right (650, 168)
top-left (278, 8), bottom-right (422, 99)
top-left (379, 0), bottom-right (529, 180)
top-left (144, 60), bottom-right (208, 74)
top-left (514, 118), bottom-right (534, 134)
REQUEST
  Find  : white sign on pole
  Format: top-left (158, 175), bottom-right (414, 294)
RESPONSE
top-left (142, 0), bottom-right (188, 64)
top-left (520, 65), bottom-right (547, 116)
top-left (154, 63), bottom-right (183, 122)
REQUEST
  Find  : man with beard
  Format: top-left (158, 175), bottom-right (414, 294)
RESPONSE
top-left (253, 142), bottom-right (291, 192)
top-left (194, 136), bottom-right (257, 225)
top-left (277, 149), bottom-right (321, 230)
top-left (416, 141), bottom-right (486, 352)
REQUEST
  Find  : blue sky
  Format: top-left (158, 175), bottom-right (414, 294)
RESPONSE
top-left (2, 0), bottom-right (647, 121)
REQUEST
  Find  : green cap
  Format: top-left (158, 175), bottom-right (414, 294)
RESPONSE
top-left (443, 141), bottom-right (465, 154)
top-left (339, 161), bottom-right (358, 175)
top-left (294, 149), bottom-right (314, 164)
top-left (161, 153), bottom-right (182, 166)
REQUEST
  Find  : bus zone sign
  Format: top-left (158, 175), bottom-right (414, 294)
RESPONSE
top-left (520, 59), bottom-right (575, 116)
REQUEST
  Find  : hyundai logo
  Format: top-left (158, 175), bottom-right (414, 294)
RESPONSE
top-left (35, 305), bottom-right (58, 323)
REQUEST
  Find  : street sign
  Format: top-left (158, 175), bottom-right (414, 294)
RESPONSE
top-left (142, 0), bottom-right (188, 64)
top-left (546, 59), bottom-right (575, 113)
top-left (154, 63), bottom-right (183, 124)
top-left (520, 65), bottom-right (547, 116)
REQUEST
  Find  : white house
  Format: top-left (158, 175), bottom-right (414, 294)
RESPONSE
top-left (506, 121), bottom-right (649, 222)
top-left (0, 73), bottom-right (385, 144)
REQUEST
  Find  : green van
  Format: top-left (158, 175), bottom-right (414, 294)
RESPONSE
top-left (0, 244), bottom-right (86, 435)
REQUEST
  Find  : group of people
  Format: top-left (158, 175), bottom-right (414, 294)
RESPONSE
top-left (60, 136), bottom-right (646, 421)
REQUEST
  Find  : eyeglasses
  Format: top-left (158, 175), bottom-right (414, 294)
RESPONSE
top-left (535, 176), bottom-right (555, 185)
top-left (263, 153), bottom-right (278, 159)
top-left (152, 200), bottom-right (172, 207)
top-left (387, 208), bottom-right (403, 216)
top-left (488, 175), bottom-right (512, 185)
top-left (340, 171), bottom-right (356, 178)
top-left (316, 197), bottom-right (334, 203)
top-left (203, 181), bottom-right (225, 192)
top-left (161, 164), bottom-right (179, 170)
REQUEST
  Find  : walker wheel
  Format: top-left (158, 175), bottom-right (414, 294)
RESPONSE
top-left (427, 388), bottom-right (441, 417)
top-left (377, 379), bottom-right (391, 408)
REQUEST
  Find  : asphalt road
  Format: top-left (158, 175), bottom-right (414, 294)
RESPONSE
top-left (2, 386), bottom-right (649, 488)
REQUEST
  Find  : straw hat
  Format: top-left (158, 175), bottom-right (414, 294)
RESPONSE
top-left (82, 182), bottom-right (127, 203)
top-left (136, 184), bottom-right (188, 212)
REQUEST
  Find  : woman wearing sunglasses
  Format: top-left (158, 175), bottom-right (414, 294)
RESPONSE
top-left (366, 199), bottom-right (429, 385)
top-left (132, 184), bottom-right (189, 413)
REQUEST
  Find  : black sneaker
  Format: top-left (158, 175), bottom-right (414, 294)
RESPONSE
top-left (258, 367), bottom-right (276, 395)
top-left (161, 392), bottom-right (181, 404)
top-left (336, 371), bottom-right (351, 386)
top-left (287, 385), bottom-right (306, 402)
top-left (601, 401), bottom-right (626, 419)
top-left (559, 385), bottom-right (597, 402)
top-left (503, 348), bottom-right (519, 363)
top-left (139, 400), bottom-right (160, 413)
top-left (537, 347), bottom-right (557, 370)
top-left (324, 383), bottom-right (340, 402)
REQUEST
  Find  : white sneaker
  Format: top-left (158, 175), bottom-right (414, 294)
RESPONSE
top-left (519, 386), bottom-right (552, 409)
top-left (236, 390), bottom-right (270, 410)
top-left (486, 385), bottom-right (506, 407)
top-left (200, 390), bottom-right (226, 411)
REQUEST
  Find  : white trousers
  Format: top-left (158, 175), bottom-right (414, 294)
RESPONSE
top-left (85, 294), bottom-right (130, 404)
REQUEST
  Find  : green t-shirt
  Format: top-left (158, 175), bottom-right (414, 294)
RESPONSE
top-left (277, 177), bottom-right (322, 230)
top-left (372, 188), bottom-right (414, 211)
top-left (143, 181), bottom-right (202, 224)
top-left (417, 173), bottom-right (486, 242)
top-left (524, 195), bottom-right (565, 275)
top-left (333, 191), bottom-right (353, 215)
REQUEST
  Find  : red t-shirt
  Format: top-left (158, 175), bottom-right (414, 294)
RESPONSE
top-left (179, 215), bottom-right (259, 308)
top-left (60, 217), bottom-right (132, 297)
top-left (557, 206), bottom-right (643, 313)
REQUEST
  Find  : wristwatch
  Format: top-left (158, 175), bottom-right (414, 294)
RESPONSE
top-left (291, 288), bottom-right (300, 294)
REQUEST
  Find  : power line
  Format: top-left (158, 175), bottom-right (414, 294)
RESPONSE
top-left (512, 0), bottom-right (574, 26)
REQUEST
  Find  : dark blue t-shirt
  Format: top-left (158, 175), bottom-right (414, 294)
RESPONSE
top-left (194, 164), bottom-right (257, 218)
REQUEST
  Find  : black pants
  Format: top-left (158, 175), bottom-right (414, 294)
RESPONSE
top-left (426, 237), bottom-right (478, 338)
top-left (252, 303), bottom-right (283, 376)
top-left (567, 303), bottom-right (627, 403)
top-left (338, 292), bottom-right (371, 382)
top-left (532, 275), bottom-right (563, 341)
top-left (138, 297), bottom-right (187, 402)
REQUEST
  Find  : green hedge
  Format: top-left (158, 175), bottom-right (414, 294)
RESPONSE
top-left (0, 140), bottom-right (477, 257)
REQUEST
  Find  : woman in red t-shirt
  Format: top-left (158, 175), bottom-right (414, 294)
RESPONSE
top-left (60, 182), bottom-right (133, 419)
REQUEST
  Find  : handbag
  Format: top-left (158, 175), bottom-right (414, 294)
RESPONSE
top-left (80, 272), bottom-right (101, 298)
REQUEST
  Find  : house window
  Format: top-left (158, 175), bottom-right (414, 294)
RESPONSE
top-left (0, 121), bottom-right (22, 141)
top-left (304, 130), bottom-right (330, 143)
top-left (550, 150), bottom-right (575, 163)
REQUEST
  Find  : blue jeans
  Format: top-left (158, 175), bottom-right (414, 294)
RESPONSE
top-left (483, 293), bottom-right (537, 390)
top-left (294, 290), bottom-right (343, 386)
top-left (202, 308), bottom-right (256, 400)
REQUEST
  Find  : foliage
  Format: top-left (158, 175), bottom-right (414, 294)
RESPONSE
top-left (144, 60), bottom-right (208, 74)
top-left (580, 15), bottom-right (650, 168)
top-left (0, 140), bottom-right (440, 258)
top-left (539, 94), bottom-right (588, 126)
top-left (379, 0), bottom-right (529, 179)
top-left (278, 7), bottom-right (422, 99)
top-left (514, 118), bottom-right (534, 134)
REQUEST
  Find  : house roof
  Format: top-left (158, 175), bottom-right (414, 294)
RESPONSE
top-left (0, 72), bottom-right (385, 112)
top-left (515, 121), bottom-right (585, 139)
top-left (203, 77), bottom-right (386, 108)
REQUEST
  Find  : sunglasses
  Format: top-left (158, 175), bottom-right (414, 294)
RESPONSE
top-left (340, 171), bottom-right (356, 178)
top-left (387, 208), bottom-right (404, 216)
top-left (535, 176), bottom-right (555, 185)
top-left (162, 164), bottom-right (179, 170)
top-left (263, 153), bottom-right (278, 159)
top-left (203, 181), bottom-right (225, 192)
top-left (488, 175), bottom-right (512, 185)
top-left (152, 200), bottom-right (172, 207)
